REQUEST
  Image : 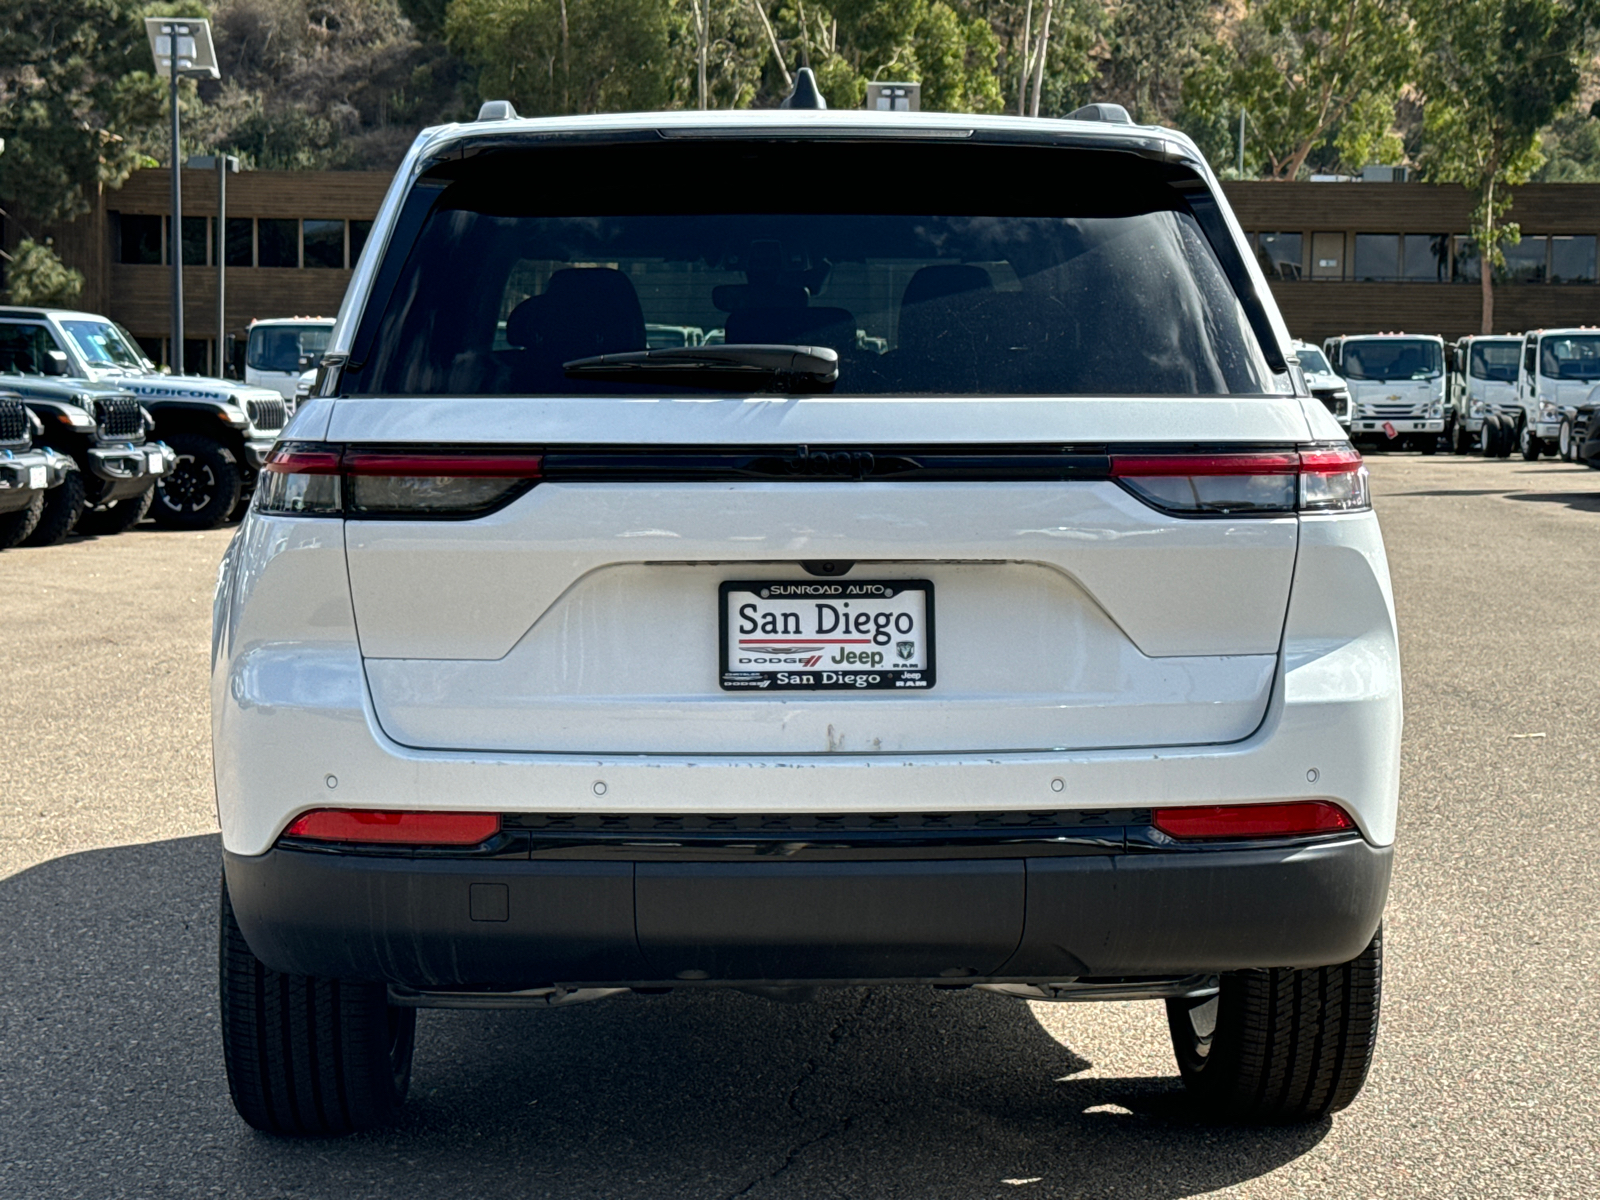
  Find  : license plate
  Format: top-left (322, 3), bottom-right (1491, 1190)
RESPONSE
top-left (28, 466), bottom-right (46, 489)
top-left (147, 449), bottom-right (165, 474)
top-left (719, 579), bottom-right (934, 691)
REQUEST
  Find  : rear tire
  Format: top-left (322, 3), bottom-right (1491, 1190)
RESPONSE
top-left (75, 486), bottom-right (153, 536)
top-left (1167, 926), bottom-right (1382, 1124)
top-left (1520, 422), bottom-right (1542, 461)
top-left (0, 492), bottom-right (44, 549)
top-left (1452, 421), bottom-right (1473, 455)
top-left (152, 434), bottom-right (241, 530)
top-left (220, 878), bottom-right (415, 1135)
top-left (21, 469), bottom-right (86, 546)
top-left (1480, 416), bottom-right (1500, 457)
top-left (1495, 418), bottom-right (1514, 458)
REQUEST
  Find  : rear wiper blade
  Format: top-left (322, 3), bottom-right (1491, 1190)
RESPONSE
top-left (563, 344), bottom-right (838, 393)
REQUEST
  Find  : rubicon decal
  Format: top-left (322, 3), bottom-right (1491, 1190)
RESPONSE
top-left (719, 579), bottom-right (935, 691)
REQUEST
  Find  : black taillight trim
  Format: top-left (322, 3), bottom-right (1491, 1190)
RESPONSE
top-left (253, 441), bottom-right (1369, 519)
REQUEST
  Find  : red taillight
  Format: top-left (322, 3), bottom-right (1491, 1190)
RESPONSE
top-left (283, 809), bottom-right (502, 845)
top-left (343, 453), bottom-right (544, 478)
top-left (1110, 447), bottom-right (1369, 515)
top-left (1296, 445), bottom-right (1370, 511)
top-left (344, 450), bottom-right (541, 516)
top-left (1152, 801), bottom-right (1355, 840)
top-left (264, 447), bottom-right (341, 475)
top-left (257, 443), bottom-right (343, 515)
top-left (253, 444), bottom-right (543, 518)
top-left (1109, 453), bottom-right (1300, 477)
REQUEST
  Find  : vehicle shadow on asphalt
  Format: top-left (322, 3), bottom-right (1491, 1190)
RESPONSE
top-left (1385, 487), bottom-right (1600, 513)
top-left (0, 835), bottom-right (1329, 1199)
top-left (1503, 490), bottom-right (1600, 512)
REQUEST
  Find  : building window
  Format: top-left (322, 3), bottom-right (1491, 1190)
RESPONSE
top-left (1500, 236), bottom-right (1547, 283)
top-left (164, 216), bottom-right (209, 266)
top-left (133, 335), bottom-right (164, 366)
top-left (258, 218), bottom-right (299, 268)
top-left (1549, 235), bottom-right (1596, 283)
top-left (302, 219), bottom-right (345, 268)
top-left (1310, 232), bottom-right (1344, 280)
top-left (1353, 234), bottom-right (1400, 281)
top-left (1402, 234), bottom-right (1450, 282)
top-left (350, 219), bottom-right (374, 264)
top-left (117, 214), bottom-right (163, 265)
top-left (1452, 238), bottom-right (1480, 283)
top-left (225, 217), bottom-right (254, 268)
top-left (1253, 232), bottom-right (1302, 281)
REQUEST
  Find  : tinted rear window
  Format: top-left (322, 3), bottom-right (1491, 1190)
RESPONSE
top-left (345, 142), bottom-right (1276, 398)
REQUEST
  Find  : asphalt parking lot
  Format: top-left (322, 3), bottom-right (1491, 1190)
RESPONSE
top-left (2, 453), bottom-right (1597, 1199)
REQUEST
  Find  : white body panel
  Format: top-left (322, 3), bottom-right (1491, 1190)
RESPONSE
top-left (212, 505), bottom-right (1400, 855)
top-left (213, 113), bottom-right (1399, 874)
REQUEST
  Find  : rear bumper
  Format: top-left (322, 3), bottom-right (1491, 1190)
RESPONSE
top-left (223, 835), bottom-right (1392, 989)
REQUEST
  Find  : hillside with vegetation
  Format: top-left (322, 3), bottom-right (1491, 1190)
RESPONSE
top-left (2, 0), bottom-right (1599, 316)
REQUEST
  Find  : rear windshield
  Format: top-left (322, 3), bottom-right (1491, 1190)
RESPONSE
top-left (1341, 339), bottom-right (1443, 382)
top-left (249, 324), bottom-right (333, 373)
top-left (1540, 334), bottom-right (1600, 379)
top-left (1469, 341), bottom-right (1519, 381)
top-left (345, 142), bottom-right (1276, 397)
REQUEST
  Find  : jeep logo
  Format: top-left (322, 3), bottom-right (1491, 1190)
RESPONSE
top-left (785, 447), bottom-right (875, 479)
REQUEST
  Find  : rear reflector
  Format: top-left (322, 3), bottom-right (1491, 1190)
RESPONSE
top-left (1152, 802), bottom-right (1355, 840)
top-left (255, 443), bottom-right (543, 518)
top-left (1111, 446), bottom-right (1368, 515)
top-left (283, 809), bottom-right (502, 845)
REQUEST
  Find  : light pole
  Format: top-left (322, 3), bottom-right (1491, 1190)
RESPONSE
top-left (188, 154), bottom-right (240, 376)
top-left (145, 19), bottom-right (219, 375)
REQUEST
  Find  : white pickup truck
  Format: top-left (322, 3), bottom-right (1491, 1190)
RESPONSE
top-left (1512, 328), bottom-right (1600, 460)
top-left (1292, 340), bottom-right (1351, 430)
top-left (1324, 334), bottom-right (1445, 453)
top-left (1448, 335), bottom-right (1521, 455)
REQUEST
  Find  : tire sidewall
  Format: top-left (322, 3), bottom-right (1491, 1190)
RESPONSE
top-left (154, 435), bottom-right (242, 530)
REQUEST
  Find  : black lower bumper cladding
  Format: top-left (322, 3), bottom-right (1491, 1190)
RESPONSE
top-left (224, 810), bottom-right (1392, 990)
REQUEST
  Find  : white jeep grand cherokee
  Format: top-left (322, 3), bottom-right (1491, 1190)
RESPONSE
top-left (213, 101), bottom-right (1399, 1135)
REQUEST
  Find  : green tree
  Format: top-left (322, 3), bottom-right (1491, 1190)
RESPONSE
top-left (3, 238), bottom-right (85, 306)
top-left (1177, 0), bottom-right (1412, 179)
top-left (811, 0), bottom-right (1003, 112)
top-left (1107, 0), bottom-right (1217, 126)
top-left (1418, 0), bottom-right (1595, 331)
top-left (0, 0), bottom-right (198, 222)
top-left (1533, 105), bottom-right (1600, 181)
top-left (445, 0), bottom-right (673, 115)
